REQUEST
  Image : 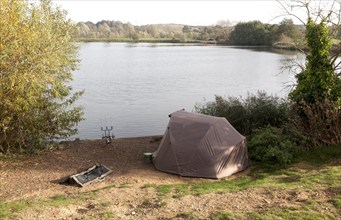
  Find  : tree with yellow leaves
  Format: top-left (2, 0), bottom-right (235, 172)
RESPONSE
top-left (0, 0), bottom-right (83, 153)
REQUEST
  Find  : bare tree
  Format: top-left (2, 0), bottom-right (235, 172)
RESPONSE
top-left (276, 0), bottom-right (341, 25)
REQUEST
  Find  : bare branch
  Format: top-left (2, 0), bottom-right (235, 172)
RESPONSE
top-left (280, 54), bottom-right (306, 77)
top-left (276, 0), bottom-right (306, 24)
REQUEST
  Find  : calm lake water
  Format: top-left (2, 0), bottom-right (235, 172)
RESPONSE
top-left (70, 43), bottom-right (301, 139)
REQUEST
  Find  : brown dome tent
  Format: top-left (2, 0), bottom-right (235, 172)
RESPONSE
top-left (153, 110), bottom-right (250, 179)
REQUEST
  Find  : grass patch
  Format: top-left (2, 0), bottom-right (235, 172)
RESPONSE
top-left (0, 181), bottom-right (127, 219)
top-left (83, 211), bottom-right (117, 220)
top-left (96, 211), bottom-right (117, 219)
top-left (0, 153), bottom-right (26, 163)
top-left (91, 183), bottom-right (130, 192)
top-left (98, 201), bottom-right (112, 207)
top-left (144, 145), bottom-right (341, 198)
top-left (138, 198), bottom-right (167, 209)
top-left (212, 200), bottom-right (338, 220)
top-left (144, 175), bottom-right (273, 197)
top-left (296, 144), bottom-right (341, 164)
top-left (298, 166), bottom-right (341, 188)
top-left (92, 184), bottom-right (116, 192)
top-left (144, 165), bottom-right (341, 197)
top-left (0, 199), bottom-right (30, 219)
top-left (212, 210), bottom-right (244, 220)
top-left (331, 195), bottom-right (341, 210)
top-left (175, 211), bottom-right (198, 219)
top-left (0, 191), bottom-right (98, 219)
top-left (46, 194), bottom-right (74, 207)
top-left (118, 183), bottom-right (131, 188)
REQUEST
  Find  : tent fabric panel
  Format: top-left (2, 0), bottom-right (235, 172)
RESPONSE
top-left (169, 115), bottom-right (212, 149)
top-left (171, 121), bottom-right (242, 178)
top-left (200, 122), bottom-right (239, 155)
top-left (195, 125), bottom-right (244, 178)
top-left (153, 127), bottom-right (180, 174)
top-left (216, 139), bottom-right (250, 179)
top-left (153, 127), bottom-right (169, 158)
top-left (167, 111), bottom-right (216, 177)
top-left (216, 118), bottom-right (245, 145)
top-left (173, 141), bottom-right (218, 178)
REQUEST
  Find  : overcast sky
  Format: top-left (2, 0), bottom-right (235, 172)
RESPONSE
top-left (52, 1), bottom-right (298, 26)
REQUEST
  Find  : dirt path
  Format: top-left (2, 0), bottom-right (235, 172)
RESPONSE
top-left (1, 137), bottom-right (188, 200)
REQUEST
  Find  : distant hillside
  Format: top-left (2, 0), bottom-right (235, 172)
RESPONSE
top-left (142, 23), bottom-right (185, 33)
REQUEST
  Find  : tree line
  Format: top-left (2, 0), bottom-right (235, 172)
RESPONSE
top-left (74, 19), bottom-right (306, 47)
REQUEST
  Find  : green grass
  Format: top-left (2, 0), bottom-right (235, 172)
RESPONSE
top-left (98, 201), bottom-right (112, 207)
top-left (117, 183), bottom-right (131, 188)
top-left (143, 165), bottom-right (340, 198)
top-left (212, 210), bottom-right (243, 220)
top-left (331, 195), bottom-right (341, 210)
top-left (212, 199), bottom-right (339, 220)
top-left (0, 192), bottom-right (97, 219)
top-left (175, 211), bottom-right (199, 219)
top-left (212, 209), bottom-right (329, 220)
top-left (91, 184), bottom-right (116, 192)
top-left (83, 211), bottom-right (117, 220)
top-left (0, 180), bottom-right (133, 219)
top-left (0, 199), bottom-right (30, 219)
top-left (144, 145), bottom-right (341, 198)
top-left (296, 143), bottom-right (341, 164)
top-left (0, 153), bottom-right (25, 162)
top-left (145, 175), bottom-right (268, 197)
top-left (91, 182), bottom-right (131, 192)
top-left (137, 198), bottom-right (167, 209)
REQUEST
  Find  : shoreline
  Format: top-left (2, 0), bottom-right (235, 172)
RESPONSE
top-left (74, 38), bottom-right (219, 44)
top-left (66, 135), bottom-right (163, 142)
top-left (73, 38), bottom-right (303, 51)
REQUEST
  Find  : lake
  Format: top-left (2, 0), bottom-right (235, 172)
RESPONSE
top-left (70, 43), bottom-right (301, 139)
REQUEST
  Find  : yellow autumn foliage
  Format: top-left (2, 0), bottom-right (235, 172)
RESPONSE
top-left (0, 0), bottom-right (83, 153)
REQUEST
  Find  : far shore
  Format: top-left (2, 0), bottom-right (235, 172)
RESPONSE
top-left (74, 37), bottom-right (221, 44)
top-left (74, 39), bottom-right (341, 52)
top-left (73, 38), bottom-right (302, 51)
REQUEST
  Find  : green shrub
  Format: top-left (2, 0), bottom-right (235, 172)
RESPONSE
top-left (195, 91), bottom-right (289, 135)
top-left (247, 126), bottom-right (303, 165)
